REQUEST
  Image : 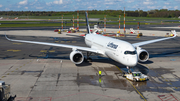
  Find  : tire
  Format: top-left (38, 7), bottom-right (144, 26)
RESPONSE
top-left (83, 58), bottom-right (88, 62)
top-left (87, 58), bottom-right (92, 62)
top-left (133, 78), bottom-right (137, 82)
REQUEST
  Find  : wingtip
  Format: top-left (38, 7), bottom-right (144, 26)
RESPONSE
top-left (4, 32), bottom-right (7, 38)
top-left (171, 30), bottom-right (177, 37)
top-left (4, 32), bottom-right (11, 41)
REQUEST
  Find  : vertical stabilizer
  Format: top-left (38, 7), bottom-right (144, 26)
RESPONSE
top-left (85, 12), bottom-right (91, 34)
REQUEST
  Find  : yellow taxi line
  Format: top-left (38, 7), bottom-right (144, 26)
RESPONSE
top-left (116, 66), bottom-right (147, 101)
top-left (40, 50), bottom-right (55, 53)
top-left (127, 79), bottom-right (147, 101)
top-left (13, 43), bottom-right (22, 45)
top-left (7, 49), bottom-right (21, 52)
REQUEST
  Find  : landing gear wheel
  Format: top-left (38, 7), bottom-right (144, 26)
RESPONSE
top-left (84, 58), bottom-right (88, 62)
top-left (126, 66), bottom-right (132, 73)
top-left (84, 58), bottom-right (92, 62)
top-left (87, 58), bottom-right (92, 62)
top-left (133, 78), bottom-right (137, 82)
top-left (128, 69), bottom-right (132, 73)
top-left (85, 52), bottom-right (92, 62)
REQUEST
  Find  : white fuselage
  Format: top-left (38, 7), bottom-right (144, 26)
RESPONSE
top-left (85, 34), bottom-right (138, 67)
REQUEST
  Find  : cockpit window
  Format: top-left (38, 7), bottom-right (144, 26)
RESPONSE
top-left (124, 51), bottom-right (137, 55)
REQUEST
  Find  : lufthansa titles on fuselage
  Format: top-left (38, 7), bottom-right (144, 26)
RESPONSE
top-left (107, 42), bottom-right (118, 49)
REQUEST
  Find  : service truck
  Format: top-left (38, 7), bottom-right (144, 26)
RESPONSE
top-left (123, 72), bottom-right (148, 82)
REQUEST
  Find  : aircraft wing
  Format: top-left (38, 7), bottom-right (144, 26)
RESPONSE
top-left (5, 35), bottom-right (100, 54)
top-left (132, 30), bottom-right (177, 47)
top-left (5, 12), bottom-right (104, 55)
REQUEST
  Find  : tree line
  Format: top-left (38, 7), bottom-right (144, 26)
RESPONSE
top-left (0, 9), bottom-right (180, 18)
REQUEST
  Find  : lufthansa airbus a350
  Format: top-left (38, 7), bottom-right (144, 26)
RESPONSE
top-left (5, 12), bottom-right (177, 72)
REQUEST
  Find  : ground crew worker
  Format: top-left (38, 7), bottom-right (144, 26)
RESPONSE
top-left (99, 71), bottom-right (102, 77)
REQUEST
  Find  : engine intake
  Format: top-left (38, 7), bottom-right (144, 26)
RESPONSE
top-left (70, 50), bottom-right (84, 64)
top-left (136, 47), bottom-right (149, 62)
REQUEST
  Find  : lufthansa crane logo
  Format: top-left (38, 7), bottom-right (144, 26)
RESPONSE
top-left (107, 42), bottom-right (118, 49)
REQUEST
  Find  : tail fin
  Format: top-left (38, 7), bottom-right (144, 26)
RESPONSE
top-left (85, 12), bottom-right (91, 34)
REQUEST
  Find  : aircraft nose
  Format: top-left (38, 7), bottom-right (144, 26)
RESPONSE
top-left (128, 56), bottom-right (138, 66)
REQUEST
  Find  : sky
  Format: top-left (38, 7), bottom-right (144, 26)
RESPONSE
top-left (0, 0), bottom-right (180, 11)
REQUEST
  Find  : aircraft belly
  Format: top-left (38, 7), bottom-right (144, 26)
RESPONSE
top-left (105, 51), bottom-right (118, 61)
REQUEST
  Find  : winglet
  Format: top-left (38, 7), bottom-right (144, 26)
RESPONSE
top-left (171, 30), bottom-right (177, 37)
top-left (4, 32), bottom-right (11, 41)
top-left (85, 12), bottom-right (91, 34)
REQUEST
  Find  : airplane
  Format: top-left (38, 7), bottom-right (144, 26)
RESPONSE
top-left (5, 12), bottom-right (177, 73)
top-left (15, 17), bottom-right (18, 20)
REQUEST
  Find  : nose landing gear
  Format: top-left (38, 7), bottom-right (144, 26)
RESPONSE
top-left (127, 66), bottom-right (132, 73)
top-left (84, 52), bottom-right (92, 62)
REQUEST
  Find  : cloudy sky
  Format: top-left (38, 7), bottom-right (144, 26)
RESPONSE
top-left (0, 0), bottom-right (179, 11)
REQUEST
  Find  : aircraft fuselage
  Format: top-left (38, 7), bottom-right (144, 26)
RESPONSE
top-left (85, 34), bottom-right (138, 67)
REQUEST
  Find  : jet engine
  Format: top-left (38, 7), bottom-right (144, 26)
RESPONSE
top-left (70, 50), bottom-right (84, 64)
top-left (136, 47), bottom-right (149, 62)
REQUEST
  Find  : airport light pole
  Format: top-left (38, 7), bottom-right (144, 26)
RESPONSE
top-left (77, 10), bottom-right (79, 31)
top-left (119, 15), bottom-right (121, 34)
top-left (73, 15), bottom-right (74, 28)
top-left (124, 7), bottom-right (126, 34)
top-left (104, 15), bottom-right (106, 32)
top-left (61, 15), bottom-right (63, 30)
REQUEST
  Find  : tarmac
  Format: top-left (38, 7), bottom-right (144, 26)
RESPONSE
top-left (0, 27), bottom-right (180, 37)
top-left (0, 28), bottom-right (180, 101)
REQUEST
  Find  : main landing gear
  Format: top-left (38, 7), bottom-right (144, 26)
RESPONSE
top-left (84, 52), bottom-right (92, 62)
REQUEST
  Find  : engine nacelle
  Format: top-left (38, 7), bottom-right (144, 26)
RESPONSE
top-left (70, 50), bottom-right (84, 64)
top-left (136, 47), bottom-right (149, 62)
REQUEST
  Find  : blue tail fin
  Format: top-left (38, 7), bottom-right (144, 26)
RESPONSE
top-left (85, 12), bottom-right (91, 34)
